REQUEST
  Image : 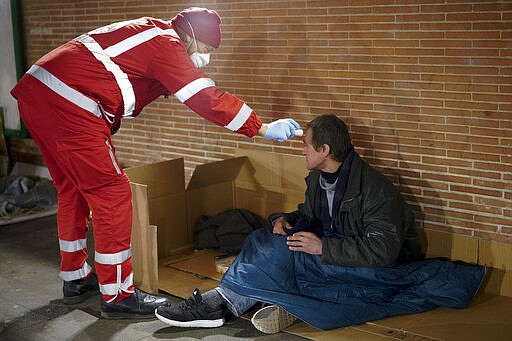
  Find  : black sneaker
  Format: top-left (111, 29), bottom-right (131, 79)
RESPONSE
top-left (63, 272), bottom-right (99, 304)
top-left (101, 288), bottom-right (171, 319)
top-left (155, 288), bottom-right (225, 328)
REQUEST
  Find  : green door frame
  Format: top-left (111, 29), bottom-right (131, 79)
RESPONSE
top-left (5, 0), bottom-right (29, 138)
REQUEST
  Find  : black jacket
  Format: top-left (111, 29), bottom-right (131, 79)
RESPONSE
top-left (275, 152), bottom-right (422, 267)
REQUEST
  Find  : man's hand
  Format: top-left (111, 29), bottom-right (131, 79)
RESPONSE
top-left (260, 119), bottom-right (301, 142)
top-left (286, 232), bottom-right (322, 255)
top-left (272, 217), bottom-right (291, 235)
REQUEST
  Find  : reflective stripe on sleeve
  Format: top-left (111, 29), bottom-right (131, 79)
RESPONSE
top-left (60, 262), bottom-right (93, 281)
top-left (94, 248), bottom-right (132, 265)
top-left (174, 77), bottom-right (216, 103)
top-left (26, 65), bottom-right (102, 118)
top-left (59, 238), bottom-right (87, 253)
top-left (224, 103), bottom-right (253, 132)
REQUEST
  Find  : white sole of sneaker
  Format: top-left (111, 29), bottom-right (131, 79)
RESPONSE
top-left (251, 305), bottom-right (297, 334)
top-left (155, 309), bottom-right (224, 328)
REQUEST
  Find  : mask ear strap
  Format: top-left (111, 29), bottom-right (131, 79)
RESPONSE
top-left (185, 18), bottom-right (198, 51)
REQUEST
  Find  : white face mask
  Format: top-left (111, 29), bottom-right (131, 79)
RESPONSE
top-left (190, 52), bottom-right (210, 68)
top-left (185, 19), bottom-right (211, 69)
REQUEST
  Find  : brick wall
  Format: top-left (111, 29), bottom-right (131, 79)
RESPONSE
top-left (17, 0), bottom-right (511, 242)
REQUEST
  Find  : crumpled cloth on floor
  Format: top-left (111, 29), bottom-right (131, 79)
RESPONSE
top-left (0, 175), bottom-right (57, 216)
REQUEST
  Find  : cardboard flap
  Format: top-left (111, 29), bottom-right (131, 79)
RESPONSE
top-left (234, 149), bottom-right (307, 217)
top-left (126, 159), bottom-right (190, 258)
top-left (187, 156), bottom-right (248, 190)
top-left (126, 158), bottom-right (185, 198)
top-left (130, 182), bottom-right (158, 294)
top-left (235, 149), bottom-right (307, 193)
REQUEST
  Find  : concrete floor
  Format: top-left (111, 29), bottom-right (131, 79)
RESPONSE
top-left (0, 214), bottom-right (308, 341)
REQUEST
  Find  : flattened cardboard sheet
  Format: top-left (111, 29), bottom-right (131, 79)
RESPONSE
top-left (157, 258), bottom-right (218, 299)
top-left (163, 249), bottom-right (226, 282)
top-left (368, 293), bottom-right (512, 341)
top-left (156, 249), bottom-right (512, 341)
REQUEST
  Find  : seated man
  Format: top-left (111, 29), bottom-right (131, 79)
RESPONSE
top-left (155, 114), bottom-right (486, 333)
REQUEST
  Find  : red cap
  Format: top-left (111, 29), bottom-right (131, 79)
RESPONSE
top-left (171, 7), bottom-right (221, 48)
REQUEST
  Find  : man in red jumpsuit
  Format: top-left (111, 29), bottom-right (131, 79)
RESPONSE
top-left (10, 7), bottom-right (301, 319)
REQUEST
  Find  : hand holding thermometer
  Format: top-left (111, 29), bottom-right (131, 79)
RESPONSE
top-left (262, 119), bottom-right (303, 142)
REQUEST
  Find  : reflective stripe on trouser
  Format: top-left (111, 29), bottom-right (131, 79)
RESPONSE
top-left (16, 79), bottom-right (134, 302)
top-left (96, 249), bottom-right (134, 302)
top-left (59, 237), bottom-right (92, 281)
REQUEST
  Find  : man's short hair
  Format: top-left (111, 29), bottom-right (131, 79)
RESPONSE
top-left (306, 114), bottom-right (352, 162)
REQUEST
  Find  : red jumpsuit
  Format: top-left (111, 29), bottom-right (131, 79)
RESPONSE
top-left (11, 17), bottom-right (262, 303)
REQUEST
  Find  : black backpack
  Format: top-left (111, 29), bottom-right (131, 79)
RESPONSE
top-left (195, 208), bottom-right (266, 253)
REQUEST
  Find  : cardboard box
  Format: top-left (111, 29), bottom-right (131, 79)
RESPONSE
top-left (125, 150), bottom-right (307, 294)
top-left (126, 150), bottom-right (512, 340)
top-left (126, 158), bottom-right (189, 258)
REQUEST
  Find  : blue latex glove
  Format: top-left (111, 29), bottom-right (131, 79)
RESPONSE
top-left (263, 119), bottom-right (301, 142)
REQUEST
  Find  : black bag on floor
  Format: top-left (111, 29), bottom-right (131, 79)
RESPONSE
top-left (195, 208), bottom-right (267, 253)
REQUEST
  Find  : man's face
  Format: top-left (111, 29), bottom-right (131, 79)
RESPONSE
top-left (302, 128), bottom-right (327, 171)
top-left (186, 36), bottom-right (215, 55)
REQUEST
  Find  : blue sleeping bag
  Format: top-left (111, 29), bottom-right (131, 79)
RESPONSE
top-left (220, 228), bottom-right (487, 330)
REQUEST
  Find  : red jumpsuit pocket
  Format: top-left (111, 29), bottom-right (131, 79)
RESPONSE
top-left (56, 136), bottom-right (124, 191)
